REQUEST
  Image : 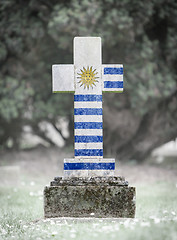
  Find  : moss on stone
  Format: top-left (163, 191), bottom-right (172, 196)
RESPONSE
top-left (44, 177), bottom-right (136, 218)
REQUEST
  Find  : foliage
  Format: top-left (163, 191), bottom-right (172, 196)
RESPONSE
top-left (0, 0), bottom-right (176, 159)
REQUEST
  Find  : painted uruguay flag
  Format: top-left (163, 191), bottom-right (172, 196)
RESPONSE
top-left (102, 64), bottom-right (123, 92)
top-left (74, 94), bottom-right (103, 158)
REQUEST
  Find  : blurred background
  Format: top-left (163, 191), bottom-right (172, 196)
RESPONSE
top-left (0, 0), bottom-right (177, 164)
top-left (1, 2), bottom-right (177, 238)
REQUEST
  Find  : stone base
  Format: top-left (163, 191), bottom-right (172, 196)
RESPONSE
top-left (44, 177), bottom-right (136, 218)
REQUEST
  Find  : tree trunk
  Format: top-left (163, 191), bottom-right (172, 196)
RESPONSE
top-left (103, 90), bottom-right (177, 161)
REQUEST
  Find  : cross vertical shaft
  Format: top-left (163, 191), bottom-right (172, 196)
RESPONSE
top-left (74, 37), bottom-right (103, 160)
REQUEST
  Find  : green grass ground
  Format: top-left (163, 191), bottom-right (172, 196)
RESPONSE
top-left (0, 148), bottom-right (177, 239)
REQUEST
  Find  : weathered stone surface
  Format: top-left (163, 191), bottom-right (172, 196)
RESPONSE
top-left (44, 177), bottom-right (136, 218)
top-left (51, 176), bottom-right (128, 186)
top-left (52, 64), bottom-right (74, 92)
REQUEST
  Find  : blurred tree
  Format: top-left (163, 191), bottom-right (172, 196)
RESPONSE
top-left (0, 0), bottom-right (176, 161)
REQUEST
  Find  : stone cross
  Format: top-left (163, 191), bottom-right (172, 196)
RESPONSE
top-left (52, 37), bottom-right (123, 178)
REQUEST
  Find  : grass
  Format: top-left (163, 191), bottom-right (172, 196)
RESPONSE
top-left (0, 178), bottom-right (177, 240)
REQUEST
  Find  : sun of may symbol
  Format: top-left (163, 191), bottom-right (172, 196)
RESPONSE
top-left (77, 66), bottom-right (99, 89)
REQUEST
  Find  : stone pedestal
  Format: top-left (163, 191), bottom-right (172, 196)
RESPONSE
top-left (44, 177), bottom-right (136, 218)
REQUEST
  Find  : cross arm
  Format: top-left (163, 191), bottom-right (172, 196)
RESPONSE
top-left (52, 64), bottom-right (75, 93)
top-left (102, 64), bottom-right (123, 92)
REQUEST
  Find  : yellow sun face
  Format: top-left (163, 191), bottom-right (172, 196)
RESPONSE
top-left (77, 66), bottom-right (98, 89)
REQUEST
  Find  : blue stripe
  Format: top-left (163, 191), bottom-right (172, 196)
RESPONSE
top-left (104, 81), bottom-right (123, 88)
top-left (104, 67), bottom-right (123, 75)
top-left (74, 108), bottom-right (102, 115)
top-left (75, 136), bottom-right (103, 143)
top-left (75, 149), bottom-right (103, 156)
top-left (74, 95), bottom-right (102, 102)
top-left (64, 162), bottom-right (115, 170)
top-left (74, 122), bottom-right (102, 129)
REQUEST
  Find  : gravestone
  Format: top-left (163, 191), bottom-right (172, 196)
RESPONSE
top-left (44, 37), bottom-right (136, 218)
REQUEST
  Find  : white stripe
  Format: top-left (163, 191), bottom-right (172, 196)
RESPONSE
top-left (102, 64), bottom-right (123, 68)
top-left (75, 156), bottom-right (103, 159)
top-left (102, 75), bottom-right (123, 81)
top-left (74, 115), bottom-right (103, 122)
top-left (75, 142), bottom-right (103, 149)
top-left (103, 88), bottom-right (123, 92)
top-left (64, 158), bottom-right (115, 163)
top-left (64, 170), bottom-right (115, 178)
top-left (74, 101), bottom-right (102, 108)
top-left (75, 129), bottom-right (103, 136)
